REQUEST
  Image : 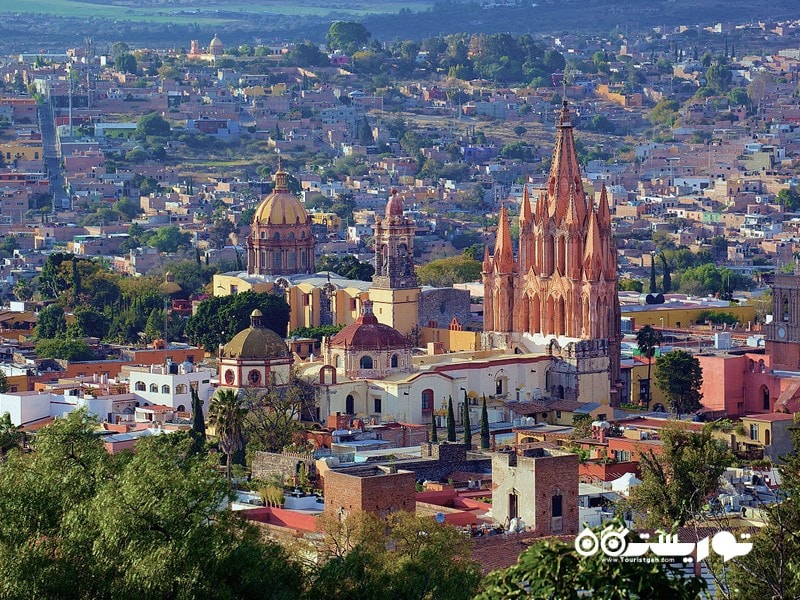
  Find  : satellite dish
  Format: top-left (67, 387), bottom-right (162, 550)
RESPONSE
top-left (434, 512), bottom-right (446, 524)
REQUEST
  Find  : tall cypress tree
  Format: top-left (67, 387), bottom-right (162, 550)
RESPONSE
top-left (480, 396), bottom-right (490, 450)
top-left (430, 415), bottom-right (438, 443)
top-left (650, 256), bottom-right (657, 293)
top-left (446, 396), bottom-right (456, 442)
top-left (660, 254), bottom-right (672, 294)
top-left (462, 391), bottom-right (472, 449)
top-left (190, 386), bottom-right (206, 453)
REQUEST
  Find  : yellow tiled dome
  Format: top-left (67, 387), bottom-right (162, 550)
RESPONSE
top-left (252, 169), bottom-right (308, 226)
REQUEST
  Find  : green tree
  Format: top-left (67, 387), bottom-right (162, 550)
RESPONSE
top-left (0, 412), bottom-right (21, 459)
top-left (185, 291), bottom-right (291, 351)
top-left (446, 396), bottom-right (456, 442)
top-left (476, 517), bottom-right (705, 599)
top-left (242, 376), bottom-right (314, 455)
top-left (417, 255), bottom-right (482, 287)
top-left (0, 410), bottom-right (302, 598)
top-left (0, 371), bottom-right (7, 394)
top-left (35, 338), bottom-right (94, 361)
top-left (705, 62), bottom-right (732, 93)
top-left (618, 278), bottom-right (643, 293)
top-left (114, 52), bottom-right (137, 74)
top-left (208, 388), bottom-right (246, 482)
top-left (628, 424), bottom-right (732, 528)
top-left (649, 257), bottom-right (658, 293)
top-left (289, 325), bottom-right (345, 341)
top-left (480, 396), bottom-right (490, 449)
top-left (462, 391), bottom-right (472, 449)
top-left (326, 21), bottom-right (371, 54)
top-left (776, 187), bottom-right (800, 211)
top-left (36, 303), bottom-right (67, 339)
top-left (72, 305), bottom-right (111, 339)
top-left (660, 254), bottom-right (672, 293)
top-left (430, 416), bottom-right (439, 443)
top-left (190, 386), bottom-right (206, 453)
top-left (135, 112), bottom-right (171, 138)
top-left (654, 350), bottom-right (703, 415)
top-left (307, 510), bottom-right (480, 599)
top-left (283, 42), bottom-right (329, 67)
top-left (648, 98), bottom-right (680, 127)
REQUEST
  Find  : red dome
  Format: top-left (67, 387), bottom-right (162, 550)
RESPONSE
top-left (385, 188), bottom-right (404, 218)
top-left (329, 301), bottom-right (408, 350)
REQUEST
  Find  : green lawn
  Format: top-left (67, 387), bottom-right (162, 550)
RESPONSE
top-left (0, 0), bottom-right (431, 23)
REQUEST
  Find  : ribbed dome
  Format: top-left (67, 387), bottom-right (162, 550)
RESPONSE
top-left (209, 34), bottom-right (223, 50)
top-left (252, 169), bottom-right (308, 226)
top-left (385, 188), bottom-right (404, 218)
top-left (329, 300), bottom-right (408, 350)
top-left (221, 309), bottom-right (289, 359)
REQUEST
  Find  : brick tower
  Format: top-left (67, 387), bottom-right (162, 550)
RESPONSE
top-left (370, 189), bottom-right (420, 337)
top-left (483, 102), bottom-right (621, 402)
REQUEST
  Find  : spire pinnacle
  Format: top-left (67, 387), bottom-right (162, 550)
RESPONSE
top-left (493, 203), bottom-right (515, 273)
top-left (520, 185), bottom-right (532, 223)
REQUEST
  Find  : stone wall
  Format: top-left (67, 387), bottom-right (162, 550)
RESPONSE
top-left (417, 288), bottom-right (472, 329)
top-left (251, 450), bottom-right (316, 483)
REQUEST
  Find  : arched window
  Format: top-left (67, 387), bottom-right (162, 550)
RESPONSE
top-left (288, 251), bottom-right (296, 269)
top-left (260, 231), bottom-right (266, 239)
top-left (761, 385), bottom-right (770, 410)
top-left (135, 381), bottom-right (146, 391)
top-left (288, 231), bottom-right (295, 241)
top-left (333, 354), bottom-right (340, 368)
top-left (161, 385), bottom-right (170, 394)
top-left (301, 231), bottom-right (306, 239)
top-left (759, 359), bottom-right (766, 373)
top-left (783, 296), bottom-right (789, 321)
top-left (273, 232), bottom-right (280, 241)
top-left (176, 404), bottom-right (185, 412)
top-left (360, 355), bottom-right (373, 369)
top-left (175, 384), bottom-right (188, 395)
top-left (390, 354), bottom-right (399, 368)
top-left (149, 383), bottom-right (158, 392)
top-left (273, 252), bottom-right (281, 269)
top-left (345, 394), bottom-right (355, 415)
top-left (301, 251), bottom-right (306, 267)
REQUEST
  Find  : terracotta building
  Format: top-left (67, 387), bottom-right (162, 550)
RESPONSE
top-left (766, 262), bottom-right (800, 371)
top-left (483, 102), bottom-right (621, 403)
top-left (246, 167), bottom-right (315, 277)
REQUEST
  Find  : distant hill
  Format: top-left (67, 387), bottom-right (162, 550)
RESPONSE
top-left (0, 0), bottom-right (797, 52)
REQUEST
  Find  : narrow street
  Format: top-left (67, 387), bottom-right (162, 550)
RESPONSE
top-left (38, 100), bottom-right (66, 211)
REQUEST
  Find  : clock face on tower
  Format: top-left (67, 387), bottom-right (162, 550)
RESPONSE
top-left (778, 326), bottom-right (787, 339)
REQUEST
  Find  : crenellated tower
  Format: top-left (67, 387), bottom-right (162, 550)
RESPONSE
top-left (483, 101), bottom-right (621, 402)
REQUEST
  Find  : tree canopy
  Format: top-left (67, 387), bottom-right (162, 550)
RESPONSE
top-left (417, 254), bottom-right (482, 287)
top-left (627, 423), bottom-right (732, 528)
top-left (185, 291), bottom-right (291, 351)
top-left (477, 516), bottom-right (705, 599)
top-left (0, 410), bottom-right (302, 599)
top-left (326, 21), bottom-right (372, 54)
top-left (654, 350), bottom-right (704, 414)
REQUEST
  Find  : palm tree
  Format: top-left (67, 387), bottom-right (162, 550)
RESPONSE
top-left (207, 388), bottom-right (246, 482)
top-left (636, 325), bottom-right (663, 406)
